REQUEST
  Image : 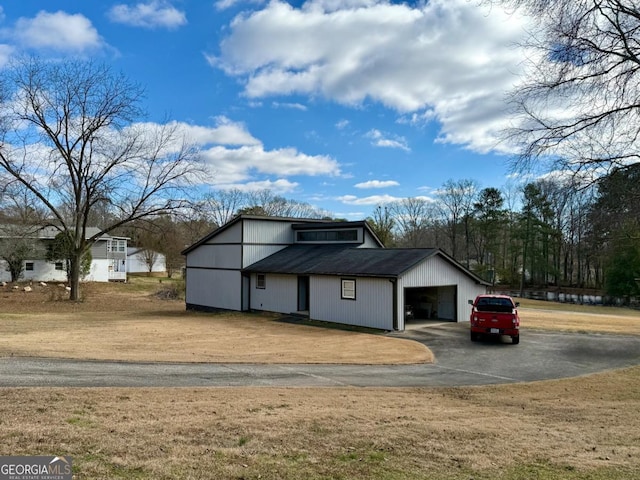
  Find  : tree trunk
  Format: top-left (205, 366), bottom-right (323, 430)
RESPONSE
top-left (69, 254), bottom-right (81, 301)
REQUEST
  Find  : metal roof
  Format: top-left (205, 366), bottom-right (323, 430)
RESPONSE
top-left (244, 244), bottom-right (434, 277)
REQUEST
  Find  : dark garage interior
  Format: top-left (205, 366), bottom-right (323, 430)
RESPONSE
top-left (404, 286), bottom-right (457, 322)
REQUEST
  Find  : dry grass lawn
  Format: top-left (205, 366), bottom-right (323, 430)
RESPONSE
top-left (518, 298), bottom-right (640, 335)
top-left (0, 279), bottom-right (432, 364)
top-left (1, 367), bottom-right (638, 479)
top-left (1, 280), bottom-right (640, 478)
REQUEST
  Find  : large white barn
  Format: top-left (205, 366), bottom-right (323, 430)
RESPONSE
top-left (182, 215), bottom-right (488, 331)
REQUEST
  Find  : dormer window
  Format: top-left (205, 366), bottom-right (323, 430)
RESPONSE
top-left (296, 229), bottom-right (358, 242)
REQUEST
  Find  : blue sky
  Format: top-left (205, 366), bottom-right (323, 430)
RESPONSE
top-left (0, 0), bottom-right (532, 218)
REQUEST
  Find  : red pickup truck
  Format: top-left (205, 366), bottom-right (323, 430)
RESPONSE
top-left (468, 295), bottom-right (520, 344)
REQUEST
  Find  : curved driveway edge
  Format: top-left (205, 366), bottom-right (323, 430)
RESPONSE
top-left (1, 323), bottom-right (639, 387)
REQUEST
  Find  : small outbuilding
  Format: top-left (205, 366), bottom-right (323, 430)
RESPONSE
top-left (182, 215), bottom-right (488, 331)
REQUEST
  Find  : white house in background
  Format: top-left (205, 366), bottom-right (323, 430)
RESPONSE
top-left (0, 225), bottom-right (129, 283)
top-left (127, 247), bottom-right (167, 275)
top-left (182, 215), bottom-right (489, 331)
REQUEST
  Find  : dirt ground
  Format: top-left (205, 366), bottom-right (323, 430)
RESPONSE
top-left (0, 280), bottom-right (432, 364)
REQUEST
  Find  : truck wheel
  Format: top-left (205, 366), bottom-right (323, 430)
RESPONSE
top-left (512, 335), bottom-right (519, 345)
top-left (470, 331), bottom-right (479, 342)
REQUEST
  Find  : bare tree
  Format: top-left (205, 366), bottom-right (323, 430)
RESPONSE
top-left (132, 223), bottom-right (164, 275)
top-left (366, 205), bottom-right (395, 247)
top-left (388, 197), bottom-right (439, 247)
top-left (200, 188), bottom-right (247, 227)
top-left (0, 58), bottom-right (202, 300)
top-left (241, 189), bottom-right (330, 219)
top-left (137, 248), bottom-right (159, 275)
top-left (437, 179), bottom-right (478, 263)
top-left (493, 1), bottom-right (640, 180)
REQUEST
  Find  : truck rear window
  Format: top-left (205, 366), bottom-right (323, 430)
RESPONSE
top-left (475, 298), bottom-right (514, 313)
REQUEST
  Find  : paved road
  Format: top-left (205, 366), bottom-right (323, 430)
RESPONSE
top-left (1, 323), bottom-right (639, 387)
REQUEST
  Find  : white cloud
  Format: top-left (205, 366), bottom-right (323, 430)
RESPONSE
top-left (0, 44), bottom-right (14, 67)
top-left (365, 129), bottom-right (410, 152)
top-left (133, 118), bottom-right (339, 184)
top-left (200, 145), bottom-right (341, 184)
top-left (335, 119), bottom-right (349, 129)
top-left (212, 0), bottom-right (531, 154)
top-left (108, 1), bottom-right (187, 29)
top-left (337, 194), bottom-right (401, 206)
top-left (177, 117), bottom-right (261, 147)
top-left (14, 11), bottom-right (104, 51)
top-left (354, 180), bottom-right (399, 189)
top-left (272, 101), bottom-right (307, 111)
top-left (213, 179), bottom-right (299, 193)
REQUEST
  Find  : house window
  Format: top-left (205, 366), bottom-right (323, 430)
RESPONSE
top-left (107, 240), bottom-right (126, 253)
top-left (55, 262), bottom-right (64, 270)
top-left (25, 262), bottom-right (34, 271)
top-left (341, 278), bottom-right (356, 300)
top-left (256, 274), bottom-right (266, 289)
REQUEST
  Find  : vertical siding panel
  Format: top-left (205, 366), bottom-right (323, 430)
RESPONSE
top-left (361, 232), bottom-right (381, 247)
top-left (187, 245), bottom-right (242, 269)
top-left (310, 276), bottom-right (393, 330)
top-left (243, 245), bottom-right (288, 268)
top-left (186, 269), bottom-right (242, 310)
top-left (208, 222), bottom-right (242, 244)
top-left (250, 273), bottom-right (298, 313)
top-left (243, 219), bottom-right (295, 244)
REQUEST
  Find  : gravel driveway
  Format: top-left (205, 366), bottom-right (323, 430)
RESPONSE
top-left (1, 323), bottom-right (639, 387)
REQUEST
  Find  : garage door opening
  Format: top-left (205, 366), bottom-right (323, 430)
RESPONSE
top-left (404, 286), bottom-right (457, 323)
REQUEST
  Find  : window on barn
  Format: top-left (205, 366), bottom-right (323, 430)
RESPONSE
top-left (25, 262), bottom-right (34, 271)
top-left (55, 262), bottom-right (64, 270)
top-left (341, 278), bottom-right (356, 300)
top-left (256, 274), bottom-right (266, 289)
top-left (297, 229), bottom-right (358, 242)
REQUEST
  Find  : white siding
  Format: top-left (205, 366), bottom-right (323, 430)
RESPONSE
top-left (186, 244), bottom-right (242, 269)
top-left (311, 276), bottom-right (394, 330)
top-left (0, 259), bottom-right (115, 283)
top-left (400, 256), bottom-right (461, 286)
top-left (0, 260), bottom-right (67, 283)
top-left (208, 222), bottom-right (242, 244)
top-left (127, 252), bottom-right (166, 273)
top-left (185, 268), bottom-right (242, 311)
top-left (86, 259), bottom-right (110, 282)
top-left (243, 219), bottom-right (295, 244)
top-left (243, 245), bottom-right (288, 268)
top-left (361, 230), bottom-right (382, 248)
top-left (240, 219), bottom-right (300, 267)
top-left (250, 273), bottom-right (298, 313)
